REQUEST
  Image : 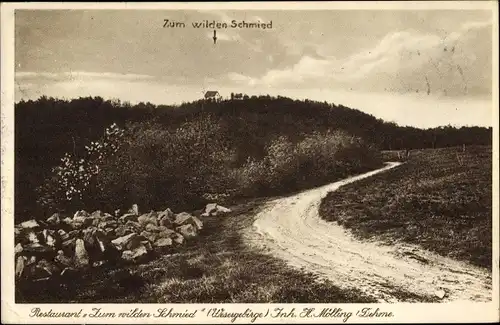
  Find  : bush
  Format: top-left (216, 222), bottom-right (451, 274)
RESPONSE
top-left (36, 123), bottom-right (125, 214)
top-left (34, 116), bottom-right (382, 216)
top-left (231, 130), bottom-right (382, 197)
top-left (92, 116), bottom-right (237, 212)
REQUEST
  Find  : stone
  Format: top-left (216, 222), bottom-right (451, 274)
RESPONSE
top-left (202, 203), bottom-right (231, 217)
top-left (141, 240), bottom-right (153, 252)
top-left (190, 216), bottom-right (203, 231)
top-left (90, 210), bottom-right (104, 219)
top-left (121, 250), bottom-right (134, 261)
top-left (93, 232), bottom-right (120, 263)
top-left (145, 223), bottom-right (160, 232)
top-left (26, 231), bottom-right (39, 244)
top-left (121, 244), bottom-right (148, 261)
top-left (74, 238), bottom-right (90, 268)
top-left (173, 212), bottom-right (193, 225)
top-left (94, 230), bottom-right (111, 246)
top-left (60, 266), bottom-right (74, 276)
top-left (132, 244), bottom-right (148, 259)
top-left (73, 210), bottom-right (89, 220)
top-left (176, 224), bottom-right (197, 239)
top-left (134, 233), bottom-right (146, 241)
top-left (125, 220), bottom-right (141, 230)
top-left (154, 237), bottom-right (172, 248)
top-left (19, 219), bottom-right (39, 229)
top-left (37, 259), bottom-right (60, 276)
top-left (71, 220), bottom-right (85, 230)
top-left (15, 243), bottom-right (23, 255)
top-left (27, 255), bottom-right (37, 266)
top-left (92, 218), bottom-right (101, 227)
top-left (104, 227), bottom-right (115, 238)
top-left (73, 210), bottom-right (94, 228)
top-left (173, 213), bottom-right (203, 230)
top-left (172, 232), bottom-right (184, 245)
top-left (93, 261), bottom-right (106, 267)
top-left (15, 256), bottom-right (27, 278)
top-left (73, 211), bottom-right (90, 227)
top-left (205, 203), bottom-right (218, 215)
top-left (62, 238), bottom-right (76, 250)
top-left (100, 214), bottom-right (115, 222)
top-left (158, 208), bottom-right (175, 220)
top-left (435, 289), bottom-right (446, 299)
top-left (140, 231), bottom-right (158, 243)
top-left (120, 213), bottom-right (137, 223)
top-left (62, 217), bottom-right (73, 226)
top-left (24, 242), bottom-right (54, 254)
top-left (42, 229), bottom-right (57, 247)
top-left (68, 230), bottom-right (79, 239)
top-left (14, 227), bottom-right (21, 239)
top-left (111, 233), bottom-right (138, 251)
top-left (128, 204), bottom-right (139, 216)
top-left (55, 250), bottom-right (72, 267)
top-left (157, 226), bottom-right (168, 232)
top-left (115, 226), bottom-right (132, 237)
top-left (103, 212), bottom-right (115, 219)
top-left (217, 205), bottom-right (231, 213)
top-left (58, 229), bottom-right (69, 241)
top-left (138, 212), bottom-right (158, 228)
top-left (46, 213), bottom-right (61, 226)
top-left (157, 228), bottom-right (177, 239)
top-left (158, 217), bottom-right (173, 228)
top-left (98, 220), bottom-right (117, 229)
top-left (83, 228), bottom-right (97, 247)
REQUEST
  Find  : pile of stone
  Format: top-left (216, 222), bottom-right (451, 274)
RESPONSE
top-left (14, 203), bottom-right (231, 283)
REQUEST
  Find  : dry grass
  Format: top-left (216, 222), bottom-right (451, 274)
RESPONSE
top-left (319, 145), bottom-right (492, 269)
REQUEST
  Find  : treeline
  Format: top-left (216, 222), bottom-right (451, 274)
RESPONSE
top-left (15, 95), bottom-right (492, 220)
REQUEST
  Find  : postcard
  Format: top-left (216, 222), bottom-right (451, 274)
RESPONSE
top-left (1, 1), bottom-right (498, 324)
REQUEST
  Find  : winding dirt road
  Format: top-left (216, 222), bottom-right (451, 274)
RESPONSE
top-left (244, 162), bottom-right (492, 302)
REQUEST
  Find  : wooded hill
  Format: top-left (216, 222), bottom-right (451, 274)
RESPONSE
top-left (15, 95), bottom-right (492, 221)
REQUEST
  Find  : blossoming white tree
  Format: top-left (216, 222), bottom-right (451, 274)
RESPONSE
top-left (37, 123), bottom-right (125, 212)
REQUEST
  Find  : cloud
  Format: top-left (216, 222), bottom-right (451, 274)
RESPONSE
top-left (227, 72), bottom-right (259, 86)
top-left (14, 72), bottom-right (204, 105)
top-left (230, 19), bottom-right (492, 97)
top-left (205, 29), bottom-right (263, 53)
top-left (199, 10), bottom-right (233, 23)
top-left (16, 71), bottom-right (155, 81)
top-left (207, 31), bottom-right (240, 42)
top-left (461, 20), bottom-right (493, 32)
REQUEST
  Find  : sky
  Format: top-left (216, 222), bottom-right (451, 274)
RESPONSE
top-left (14, 9), bottom-right (494, 128)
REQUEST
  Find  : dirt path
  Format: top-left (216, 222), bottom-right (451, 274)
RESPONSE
top-left (243, 162), bottom-right (492, 302)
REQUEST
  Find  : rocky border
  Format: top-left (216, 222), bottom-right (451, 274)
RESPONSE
top-left (15, 203), bottom-right (231, 284)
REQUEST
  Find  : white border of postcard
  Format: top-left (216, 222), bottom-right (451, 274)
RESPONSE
top-left (2, 1), bottom-right (499, 324)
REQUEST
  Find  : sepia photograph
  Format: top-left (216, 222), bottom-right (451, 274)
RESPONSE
top-left (1, 1), bottom-right (499, 323)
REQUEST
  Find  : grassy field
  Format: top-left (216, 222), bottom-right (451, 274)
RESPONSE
top-left (319, 145), bottom-right (492, 269)
top-left (17, 199), bottom-right (378, 303)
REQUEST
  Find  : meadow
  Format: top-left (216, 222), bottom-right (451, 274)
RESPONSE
top-left (319, 145), bottom-right (492, 269)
